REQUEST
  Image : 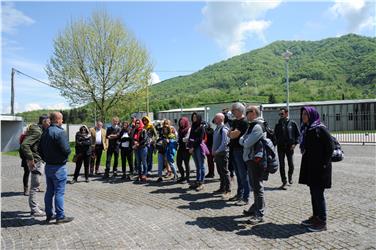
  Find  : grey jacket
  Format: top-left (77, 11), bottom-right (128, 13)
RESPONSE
top-left (212, 124), bottom-right (229, 155)
top-left (239, 117), bottom-right (266, 162)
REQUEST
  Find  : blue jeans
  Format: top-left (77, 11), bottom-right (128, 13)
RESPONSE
top-left (309, 185), bottom-right (327, 221)
top-left (136, 147), bottom-right (148, 176)
top-left (147, 144), bottom-right (154, 172)
top-left (231, 147), bottom-right (250, 201)
top-left (44, 165), bottom-right (67, 220)
top-left (158, 153), bottom-right (177, 177)
top-left (192, 147), bottom-right (206, 182)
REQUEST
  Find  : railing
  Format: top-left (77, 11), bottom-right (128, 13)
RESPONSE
top-left (331, 132), bottom-right (376, 144)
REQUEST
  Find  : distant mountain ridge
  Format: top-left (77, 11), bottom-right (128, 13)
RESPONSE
top-left (149, 34), bottom-right (376, 112)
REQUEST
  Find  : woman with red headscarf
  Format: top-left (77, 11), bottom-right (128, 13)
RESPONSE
top-left (299, 106), bottom-right (333, 232)
top-left (132, 119), bottom-right (149, 182)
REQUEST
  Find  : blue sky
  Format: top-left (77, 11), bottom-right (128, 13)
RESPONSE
top-left (1, 0), bottom-right (375, 113)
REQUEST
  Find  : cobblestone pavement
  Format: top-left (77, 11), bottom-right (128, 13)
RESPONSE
top-left (1, 145), bottom-right (376, 249)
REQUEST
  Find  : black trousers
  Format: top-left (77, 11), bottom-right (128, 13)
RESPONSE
top-left (277, 144), bottom-right (295, 184)
top-left (214, 153), bottom-right (231, 192)
top-left (90, 144), bottom-right (104, 174)
top-left (106, 147), bottom-right (119, 174)
top-left (22, 159), bottom-right (30, 188)
top-left (176, 147), bottom-right (191, 180)
top-left (74, 154), bottom-right (91, 180)
top-left (120, 147), bottom-right (134, 174)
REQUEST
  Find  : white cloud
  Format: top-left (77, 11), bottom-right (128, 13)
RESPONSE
top-left (329, 0), bottom-right (375, 33)
top-left (149, 72), bottom-right (161, 85)
top-left (1, 2), bottom-right (35, 34)
top-left (199, 1), bottom-right (281, 57)
top-left (25, 103), bottom-right (42, 111)
top-left (46, 103), bottom-right (69, 110)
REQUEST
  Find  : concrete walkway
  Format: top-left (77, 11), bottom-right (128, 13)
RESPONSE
top-left (1, 145), bottom-right (375, 249)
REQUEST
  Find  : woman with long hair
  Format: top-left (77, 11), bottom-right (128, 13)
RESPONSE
top-left (70, 125), bottom-right (92, 183)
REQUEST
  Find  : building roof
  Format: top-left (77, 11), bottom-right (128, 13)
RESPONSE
top-left (158, 107), bottom-right (209, 113)
top-left (0, 115), bottom-right (23, 121)
top-left (262, 99), bottom-right (376, 108)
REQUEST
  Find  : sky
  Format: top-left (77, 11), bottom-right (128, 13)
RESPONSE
top-left (1, 0), bottom-right (375, 113)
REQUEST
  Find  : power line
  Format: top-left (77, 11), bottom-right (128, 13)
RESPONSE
top-left (13, 68), bottom-right (52, 87)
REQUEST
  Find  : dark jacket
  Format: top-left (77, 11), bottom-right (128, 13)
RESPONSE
top-left (119, 129), bottom-right (133, 149)
top-left (20, 124), bottom-right (43, 163)
top-left (274, 118), bottom-right (300, 146)
top-left (299, 126), bottom-right (333, 188)
top-left (187, 124), bottom-right (204, 149)
top-left (133, 129), bottom-right (148, 148)
top-left (75, 133), bottom-right (92, 156)
top-left (39, 124), bottom-right (71, 165)
top-left (106, 126), bottom-right (121, 149)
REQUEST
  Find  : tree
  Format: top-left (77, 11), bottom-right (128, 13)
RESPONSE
top-left (46, 10), bottom-right (153, 121)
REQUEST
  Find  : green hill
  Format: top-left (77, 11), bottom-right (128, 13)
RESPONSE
top-left (149, 34), bottom-right (376, 113)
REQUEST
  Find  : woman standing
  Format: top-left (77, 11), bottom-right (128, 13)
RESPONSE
top-left (187, 112), bottom-right (207, 191)
top-left (299, 107), bottom-right (333, 232)
top-left (176, 117), bottom-right (191, 183)
top-left (119, 122), bottom-right (133, 180)
top-left (156, 126), bottom-right (178, 182)
top-left (132, 119), bottom-right (148, 182)
top-left (71, 125), bottom-right (92, 183)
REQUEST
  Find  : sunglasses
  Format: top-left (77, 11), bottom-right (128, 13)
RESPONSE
top-left (279, 113), bottom-right (284, 116)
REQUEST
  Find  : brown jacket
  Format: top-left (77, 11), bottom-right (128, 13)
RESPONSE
top-left (89, 127), bottom-right (108, 151)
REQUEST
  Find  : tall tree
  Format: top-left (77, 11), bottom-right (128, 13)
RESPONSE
top-left (46, 10), bottom-right (153, 121)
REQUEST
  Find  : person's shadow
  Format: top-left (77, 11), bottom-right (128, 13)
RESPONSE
top-left (1, 211), bottom-right (46, 228)
top-left (1, 192), bottom-right (24, 197)
top-left (237, 222), bottom-right (309, 238)
top-left (186, 215), bottom-right (309, 238)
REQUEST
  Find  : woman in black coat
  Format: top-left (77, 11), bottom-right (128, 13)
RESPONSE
top-left (71, 125), bottom-right (92, 183)
top-left (299, 106), bottom-right (333, 232)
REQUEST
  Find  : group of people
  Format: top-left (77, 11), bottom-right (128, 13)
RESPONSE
top-left (19, 103), bottom-right (334, 232)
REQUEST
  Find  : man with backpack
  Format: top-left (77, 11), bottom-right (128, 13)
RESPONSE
top-left (20, 115), bottom-right (50, 217)
top-left (274, 107), bottom-right (300, 190)
top-left (239, 106), bottom-right (267, 225)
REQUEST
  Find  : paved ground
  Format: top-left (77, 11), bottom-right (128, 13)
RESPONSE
top-left (1, 145), bottom-right (376, 249)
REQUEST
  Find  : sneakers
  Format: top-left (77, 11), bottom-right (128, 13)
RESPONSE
top-left (177, 177), bottom-right (186, 184)
top-left (69, 179), bottom-right (76, 184)
top-left (301, 216), bottom-right (317, 226)
top-left (247, 216), bottom-right (264, 225)
top-left (243, 209), bottom-right (255, 217)
top-left (205, 173), bottom-right (214, 178)
top-left (45, 215), bottom-right (56, 224)
top-left (23, 187), bottom-right (29, 196)
top-left (56, 216), bottom-right (74, 225)
top-left (279, 183), bottom-right (287, 190)
top-left (213, 188), bottom-right (225, 195)
top-left (31, 210), bottom-right (46, 217)
top-left (222, 192), bottom-right (231, 200)
top-left (189, 182), bottom-right (198, 189)
top-left (228, 195), bottom-right (241, 202)
top-left (235, 199), bottom-right (249, 206)
top-left (196, 183), bottom-right (205, 191)
top-left (307, 219), bottom-right (327, 232)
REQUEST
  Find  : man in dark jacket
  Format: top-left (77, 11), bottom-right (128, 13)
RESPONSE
top-left (20, 115), bottom-right (50, 216)
top-left (274, 107), bottom-right (300, 189)
top-left (104, 116), bottom-right (121, 179)
top-left (39, 112), bottom-right (73, 224)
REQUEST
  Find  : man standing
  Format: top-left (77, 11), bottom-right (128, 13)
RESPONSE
top-left (274, 107), bottom-right (300, 190)
top-left (227, 102), bottom-right (250, 206)
top-left (39, 112), bottom-right (73, 224)
top-left (89, 121), bottom-right (108, 175)
top-left (20, 115), bottom-right (50, 217)
top-left (212, 113), bottom-right (231, 199)
top-left (240, 106), bottom-right (266, 225)
top-left (104, 116), bottom-right (121, 179)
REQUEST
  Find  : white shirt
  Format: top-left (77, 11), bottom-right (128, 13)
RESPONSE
top-left (96, 129), bottom-right (102, 145)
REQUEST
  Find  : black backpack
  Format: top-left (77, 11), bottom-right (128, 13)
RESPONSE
top-left (256, 121), bottom-right (277, 146)
top-left (331, 136), bottom-right (344, 162)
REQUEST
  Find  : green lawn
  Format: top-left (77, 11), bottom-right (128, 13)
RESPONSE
top-left (3, 143), bottom-right (160, 170)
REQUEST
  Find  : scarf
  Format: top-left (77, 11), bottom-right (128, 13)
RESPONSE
top-left (133, 119), bottom-right (144, 141)
top-left (178, 117), bottom-right (190, 137)
top-left (299, 106), bottom-right (325, 153)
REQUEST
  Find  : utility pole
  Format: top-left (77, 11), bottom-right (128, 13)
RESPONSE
top-left (11, 68), bottom-right (15, 115)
